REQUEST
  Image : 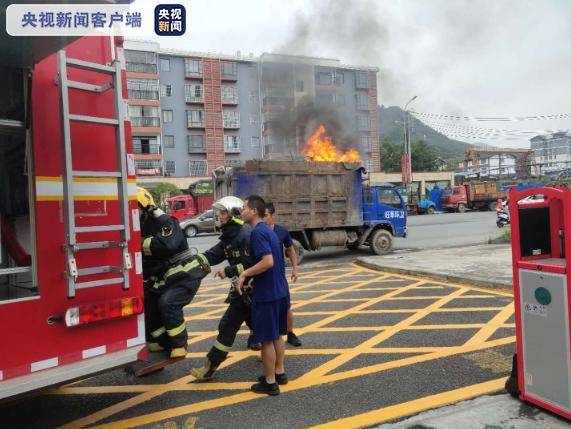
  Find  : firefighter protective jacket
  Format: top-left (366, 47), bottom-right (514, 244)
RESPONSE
top-left (141, 212), bottom-right (210, 291)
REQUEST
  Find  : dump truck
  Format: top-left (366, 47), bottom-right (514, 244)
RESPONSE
top-left (441, 182), bottom-right (509, 213)
top-left (213, 160), bottom-right (407, 263)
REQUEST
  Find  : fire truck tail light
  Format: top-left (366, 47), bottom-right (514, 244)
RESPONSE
top-left (65, 297), bottom-right (143, 327)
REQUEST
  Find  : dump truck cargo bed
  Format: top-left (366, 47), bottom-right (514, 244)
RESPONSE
top-left (213, 160), bottom-right (364, 231)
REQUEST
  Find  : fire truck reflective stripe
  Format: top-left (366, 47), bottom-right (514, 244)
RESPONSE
top-left (82, 345), bottom-right (106, 359)
top-left (132, 209), bottom-right (141, 232)
top-left (35, 178), bottom-right (138, 201)
top-left (31, 357), bottom-right (58, 372)
top-left (150, 326), bottom-right (166, 338)
top-left (214, 340), bottom-right (231, 352)
top-left (0, 371), bottom-right (3, 381)
top-left (142, 237), bottom-right (153, 256)
top-left (127, 314), bottom-right (146, 347)
top-left (167, 322), bottom-right (187, 337)
top-left (135, 252), bottom-right (143, 274)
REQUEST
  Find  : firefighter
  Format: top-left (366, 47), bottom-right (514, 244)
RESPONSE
top-left (190, 196), bottom-right (257, 381)
top-left (138, 187), bottom-right (211, 359)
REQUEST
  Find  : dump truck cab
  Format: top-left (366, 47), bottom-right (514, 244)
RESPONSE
top-left (362, 185), bottom-right (407, 237)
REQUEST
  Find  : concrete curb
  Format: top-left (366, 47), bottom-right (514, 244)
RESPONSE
top-left (356, 258), bottom-right (513, 292)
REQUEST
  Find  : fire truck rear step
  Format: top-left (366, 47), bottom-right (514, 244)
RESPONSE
top-left (57, 49), bottom-right (131, 298)
top-left (75, 277), bottom-right (125, 290)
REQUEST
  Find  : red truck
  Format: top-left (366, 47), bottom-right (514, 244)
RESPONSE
top-left (166, 194), bottom-right (214, 221)
top-left (442, 182), bottom-right (508, 213)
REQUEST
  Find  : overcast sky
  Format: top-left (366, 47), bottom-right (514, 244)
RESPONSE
top-left (126, 0), bottom-right (571, 147)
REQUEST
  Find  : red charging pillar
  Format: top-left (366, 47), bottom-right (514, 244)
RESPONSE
top-left (509, 185), bottom-right (571, 419)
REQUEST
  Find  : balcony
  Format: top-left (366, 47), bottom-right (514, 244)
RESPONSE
top-left (223, 120), bottom-right (240, 129)
top-left (127, 90), bottom-right (159, 100)
top-left (126, 62), bottom-right (158, 74)
top-left (224, 142), bottom-right (240, 153)
top-left (222, 95), bottom-right (239, 105)
top-left (185, 95), bottom-right (204, 104)
top-left (133, 141), bottom-right (161, 155)
top-left (135, 160), bottom-right (162, 176)
top-left (188, 120), bottom-right (205, 128)
top-left (131, 117), bottom-right (160, 128)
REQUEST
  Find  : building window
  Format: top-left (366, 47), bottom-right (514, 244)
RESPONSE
top-left (163, 135), bottom-right (175, 148)
top-left (356, 72), bottom-right (369, 89)
top-left (162, 110), bottom-right (173, 123)
top-left (334, 71), bottom-right (344, 85)
top-left (356, 93), bottom-right (369, 110)
top-left (164, 160), bottom-right (176, 175)
top-left (127, 78), bottom-right (159, 100)
top-left (224, 160), bottom-right (242, 168)
top-left (221, 62), bottom-right (238, 79)
top-left (317, 72), bottom-right (333, 86)
top-left (316, 93), bottom-right (334, 105)
top-left (222, 85), bottom-right (239, 104)
top-left (296, 80), bottom-right (304, 92)
top-left (160, 84), bottom-right (172, 97)
top-left (249, 113), bottom-right (259, 125)
top-left (248, 90), bottom-right (258, 104)
top-left (251, 136), bottom-right (260, 148)
top-left (224, 135), bottom-right (241, 152)
top-left (335, 94), bottom-right (345, 106)
top-left (356, 115), bottom-right (371, 131)
top-left (185, 58), bottom-right (202, 77)
top-left (124, 50), bottom-right (157, 74)
top-left (128, 105), bottom-right (160, 127)
top-left (189, 160), bottom-right (208, 176)
top-left (185, 83), bottom-right (203, 102)
top-left (135, 159), bottom-right (162, 175)
top-left (187, 110), bottom-right (205, 128)
top-left (188, 134), bottom-right (205, 152)
top-left (160, 58), bottom-right (171, 72)
top-left (223, 110), bottom-right (240, 128)
top-left (132, 137), bottom-right (160, 154)
top-left (360, 135), bottom-right (372, 152)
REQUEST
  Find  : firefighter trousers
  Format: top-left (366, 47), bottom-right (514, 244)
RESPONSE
top-left (207, 298), bottom-right (252, 366)
top-left (145, 279), bottom-right (200, 349)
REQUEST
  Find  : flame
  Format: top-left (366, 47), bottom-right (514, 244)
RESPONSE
top-left (302, 125), bottom-right (362, 163)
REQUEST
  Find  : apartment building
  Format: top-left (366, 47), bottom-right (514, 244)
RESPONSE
top-left (123, 40), bottom-right (380, 182)
top-left (531, 131), bottom-right (571, 175)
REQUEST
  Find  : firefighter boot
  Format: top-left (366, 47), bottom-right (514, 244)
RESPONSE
top-left (191, 359), bottom-right (219, 381)
top-left (148, 342), bottom-right (165, 353)
top-left (170, 347), bottom-right (187, 358)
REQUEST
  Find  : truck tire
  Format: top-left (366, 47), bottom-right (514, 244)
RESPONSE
top-left (185, 225), bottom-right (198, 238)
top-left (293, 239), bottom-right (305, 265)
top-left (488, 201), bottom-right (498, 211)
top-left (370, 230), bottom-right (392, 255)
top-left (457, 203), bottom-right (466, 213)
top-left (426, 206), bottom-right (435, 215)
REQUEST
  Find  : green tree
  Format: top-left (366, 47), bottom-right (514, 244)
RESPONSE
top-left (380, 136), bottom-right (403, 173)
top-left (148, 182), bottom-right (182, 207)
top-left (411, 140), bottom-right (439, 172)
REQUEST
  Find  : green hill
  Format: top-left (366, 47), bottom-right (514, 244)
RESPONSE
top-left (378, 105), bottom-right (469, 159)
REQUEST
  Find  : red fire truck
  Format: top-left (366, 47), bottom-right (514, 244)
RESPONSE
top-left (0, 33), bottom-right (145, 401)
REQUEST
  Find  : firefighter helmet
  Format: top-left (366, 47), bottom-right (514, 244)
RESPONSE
top-left (137, 186), bottom-right (156, 208)
top-left (212, 196), bottom-right (243, 216)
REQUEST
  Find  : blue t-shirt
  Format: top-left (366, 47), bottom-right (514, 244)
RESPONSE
top-left (250, 222), bottom-right (289, 302)
top-left (273, 223), bottom-right (293, 250)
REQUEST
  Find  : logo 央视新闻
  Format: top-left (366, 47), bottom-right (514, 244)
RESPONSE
top-left (154, 4), bottom-right (186, 36)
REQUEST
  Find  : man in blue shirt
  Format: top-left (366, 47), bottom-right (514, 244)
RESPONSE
top-left (237, 195), bottom-right (288, 396)
top-left (264, 202), bottom-right (302, 347)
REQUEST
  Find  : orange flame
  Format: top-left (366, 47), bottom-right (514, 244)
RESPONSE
top-left (302, 125), bottom-right (362, 163)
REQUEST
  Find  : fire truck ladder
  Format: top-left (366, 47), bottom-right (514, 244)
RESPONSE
top-left (56, 50), bottom-right (132, 298)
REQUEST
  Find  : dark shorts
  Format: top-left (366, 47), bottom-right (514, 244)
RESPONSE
top-left (251, 296), bottom-right (289, 343)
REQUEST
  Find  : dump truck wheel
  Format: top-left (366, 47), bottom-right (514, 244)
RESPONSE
top-left (371, 230), bottom-right (392, 255)
top-left (426, 206), bottom-right (435, 215)
top-left (293, 240), bottom-right (304, 265)
top-left (457, 203), bottom-right (466, 213)
top-left (488, 201), bottom-right (498, 211)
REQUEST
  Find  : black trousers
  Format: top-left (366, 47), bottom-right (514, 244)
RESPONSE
top-left (145, 279), bottom-right (200, 349)
top-left (207, 298), bottom-right (252, 366)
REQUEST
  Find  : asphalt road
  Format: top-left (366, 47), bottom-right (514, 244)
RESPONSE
top-left (2, 263), bottom-right (515, 429)
top-left (190, 211), bottom-right (499, 268)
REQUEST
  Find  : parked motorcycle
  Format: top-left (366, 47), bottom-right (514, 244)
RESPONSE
top-left (496, 209), bottom-right (510, 228)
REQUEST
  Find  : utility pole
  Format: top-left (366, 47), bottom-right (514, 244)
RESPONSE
top-left (402, 95), bottom-right (417, 204)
